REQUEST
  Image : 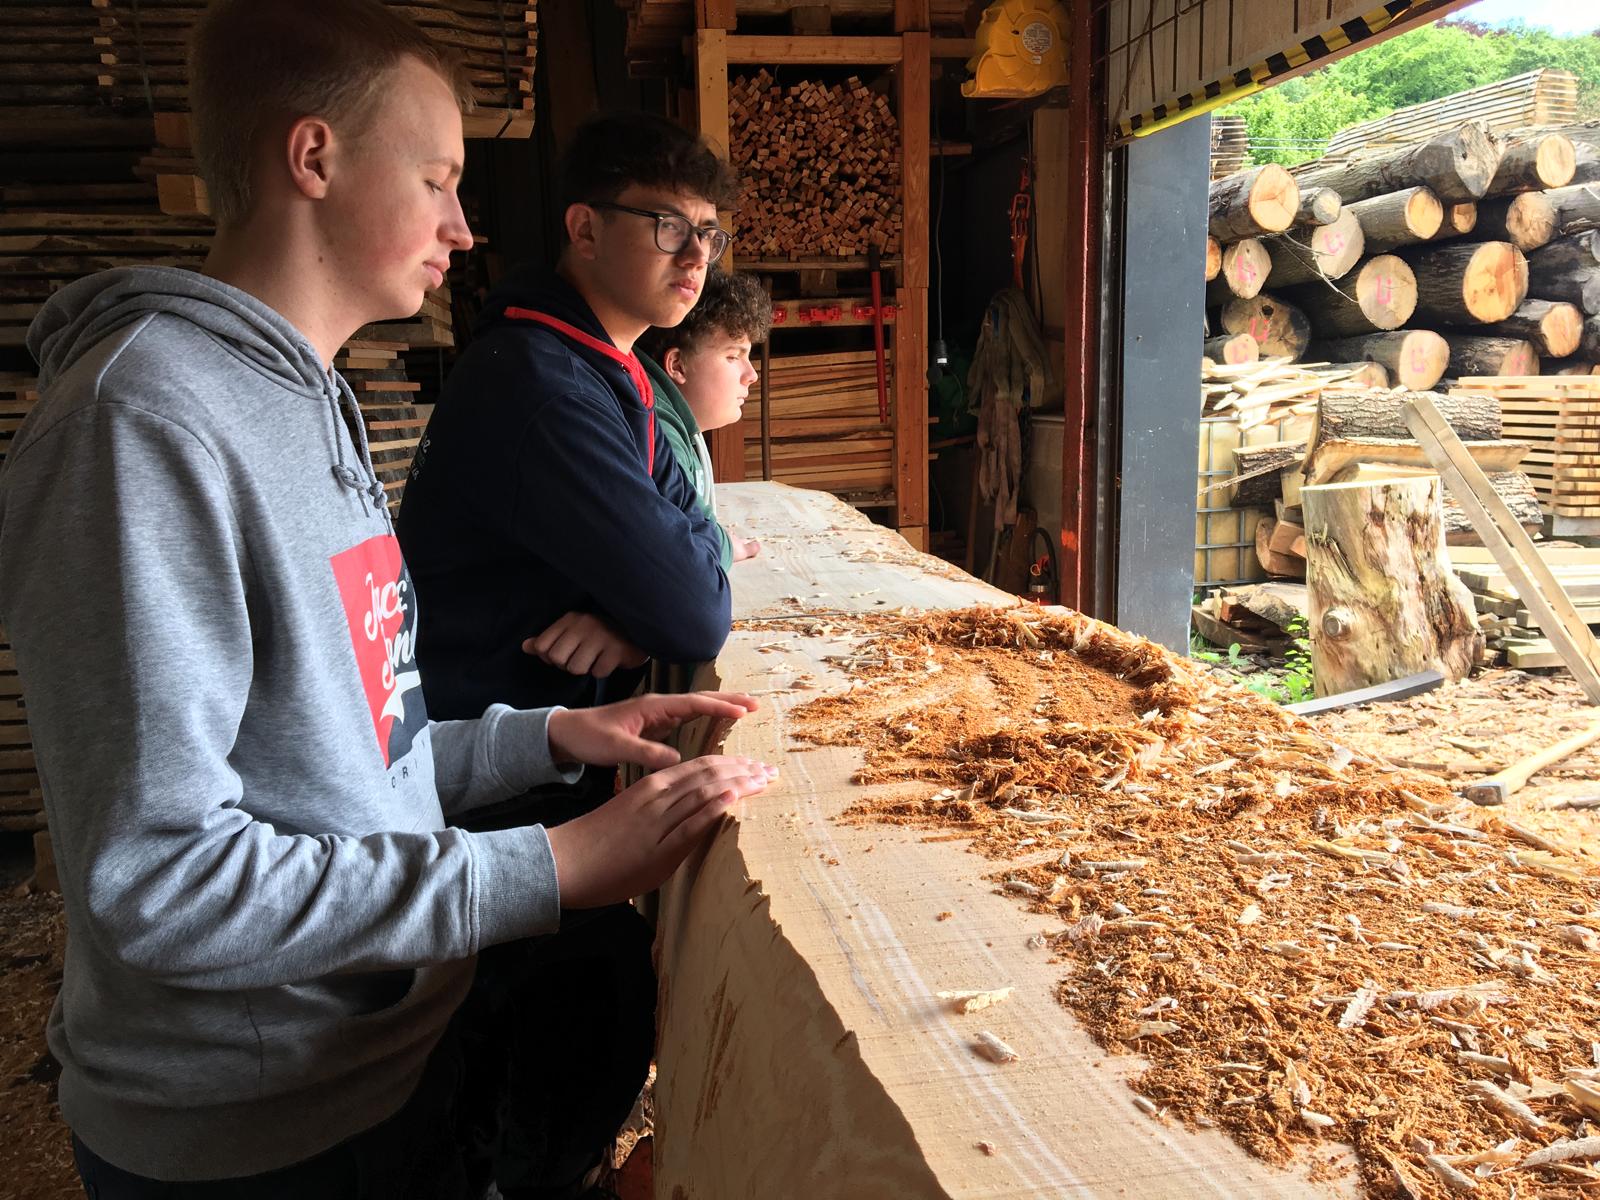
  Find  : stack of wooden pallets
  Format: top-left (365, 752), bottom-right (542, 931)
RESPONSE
top-left (1451, 546), bottom-right (1600, 668)
top-left (1453, 375), bottom-right (1600, 533)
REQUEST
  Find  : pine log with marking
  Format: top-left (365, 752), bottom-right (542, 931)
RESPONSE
top-left (1203, 333), bottom-right (1259, 365)
top-left (1485, 133), bottom-right (1577, 196)
top-left (1474, 299), bottom-right (1585, 357)
top-left (1443, 334), bottom-right (1539, 379)
top-left (1220, 293), bottom-right (1312, 361)
top-left (1295, 186), bottom-right (1342, 227)
top-left (1302, 476), bottom-right (1480, 695)
top-left (1526, 232), bottom-right (1600, 313)
top-left (1346, 187), bottom-right (1442, 253)
top-left (1291, 123), bottom-right (1501, 204)
top-left (1286, 254), bottom-right (1416, 338)
top-left (1205, 235), bottom-right (1222, 281)
top-left (1307, 331), bottom-right (1450, 390)
top-left (1310, 388), bottom-right (1501, 448)
top-left (1205, 237), bottom-right (1272, 303)
top-left (1474, 192), bottom-right (1558, 252)
top-left (1402, 241), bottom-right (1528, 324)
top-left (1209, 164), bottom-right (1300, 240)
top-left (1263, 210), bottom-right (1364, 287)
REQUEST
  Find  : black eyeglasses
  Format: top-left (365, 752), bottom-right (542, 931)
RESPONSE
top-left (586, 201), bottom-right (731, 264)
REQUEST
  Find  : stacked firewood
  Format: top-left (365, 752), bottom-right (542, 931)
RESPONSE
top-left (1205, 120), bottom-right (1600, 388)
top-left (728, 70), bottom-right (903, 260)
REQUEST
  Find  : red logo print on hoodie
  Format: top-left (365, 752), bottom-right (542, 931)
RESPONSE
top-left (330, 534), bottom-right (427, 768)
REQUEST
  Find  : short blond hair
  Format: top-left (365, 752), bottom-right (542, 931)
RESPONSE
top-left (189, 0), bottom-right (472, 226)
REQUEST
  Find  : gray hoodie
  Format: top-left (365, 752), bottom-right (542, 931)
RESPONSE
top-left (0, 268), bottom-right (572, 1181)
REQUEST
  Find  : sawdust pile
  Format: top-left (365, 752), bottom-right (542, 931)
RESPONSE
top-left (783, 605), bottom-right (1600, 1200)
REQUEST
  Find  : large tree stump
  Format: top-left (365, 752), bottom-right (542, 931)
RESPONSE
top-left (1346, 186), bottom-right (1442, 253)
top-left (1477, 299), bottom-right (1584, 357)
top-left (1403, 241), bottom-right (1528, 324)
top-left (1311, 387), bottom-right (1501, 446)
top-left (1442, 201), bottom-right (1479, 237)
top-left (1308, 330), bottom-right (1450, 390)
top-left (1264, 210), bottom-right (1364, 287)
top-left (1443, 334), bottom-right (1539, 379)
top-left (1204, 333), bottom-right (1258, 364)
top-left (1292, 123), bottom-right (1501, 204)
top-left (1526, 231), bottom-right (1600, 313)
top-left (1205, 237), bottom-right (1271, 303)
top-left (1474, 192), bottom-right (1558, 252)
top-left (1485, 133), bottom-right (1577, 196)
top-left (1209, 164), bottom-right (1299, 240)
top-left (1295, 186), bottom-right (1343, 227)
top-left (1287, 254), bottom-right (1416, 338)
top-left (1220, 293), bottom-right (1312, 360)
top-left (1302, 477), bottom-right (1481, 696)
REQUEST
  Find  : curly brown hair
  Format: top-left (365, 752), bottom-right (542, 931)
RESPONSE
top-left (638, 270), bottom-right (772, 360)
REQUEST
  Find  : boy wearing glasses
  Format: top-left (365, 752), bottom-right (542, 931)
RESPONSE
top-left (399, 112), bottom-right (738, 745)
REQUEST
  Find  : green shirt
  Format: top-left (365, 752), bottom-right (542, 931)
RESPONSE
top-left (642, 353), bottom-right (732, 570)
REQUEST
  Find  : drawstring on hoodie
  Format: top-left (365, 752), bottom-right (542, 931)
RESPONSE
top-left (325, 375), bottom-right (387, 515)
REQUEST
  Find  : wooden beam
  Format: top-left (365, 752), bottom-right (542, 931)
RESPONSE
top-left (695, 27), bottom-right (744, 485)
top-left (724, 35), bottom-right (903, 63)
top-left (893, 0), bottom-right (930, 31)
top-left (893, 286), bottom-right (929, 533)
top-left (696, 0), bottom-right (737, 28)
top-left (898, 31), bottom-right (930, 291)
top-left (1402, 392), bottom-right (1600, 703)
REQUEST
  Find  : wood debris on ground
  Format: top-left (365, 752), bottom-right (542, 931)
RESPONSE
top-left (780, 604), bottom-right (1599, 1199)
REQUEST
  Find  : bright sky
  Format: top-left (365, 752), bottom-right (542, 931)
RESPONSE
top-left (1451, 0), bottom-right (1600, 35)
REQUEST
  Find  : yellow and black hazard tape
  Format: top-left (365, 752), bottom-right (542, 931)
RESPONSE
top-left (1113, 0), bottom-right (1446, 142)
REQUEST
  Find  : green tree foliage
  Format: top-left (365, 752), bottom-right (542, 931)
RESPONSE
top-left (1222, 19), bottom-right (1600, 167)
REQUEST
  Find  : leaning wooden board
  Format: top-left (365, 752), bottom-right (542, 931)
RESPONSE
top-left (652, 482), bottom-right (1349, 1199)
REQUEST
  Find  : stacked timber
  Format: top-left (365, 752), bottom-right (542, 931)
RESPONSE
top-left (1323, 68), bottom-right (1579, 160)
top-left (1208, 110), bottom-right (1600, 388)
top-left (1209, 116), bottom-right (1249, 180)
top-left (1452, 375), bottom-right (1600, 530)
top-left (1451, 545), bottom-right (1600, 668)
top-left (728, 71), bottom-right (903, 260)
top-left (743, 349), bottom-right (896, 496)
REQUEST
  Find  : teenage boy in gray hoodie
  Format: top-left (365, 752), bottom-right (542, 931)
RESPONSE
top-left (0, 2), bottom-right (775, 1196)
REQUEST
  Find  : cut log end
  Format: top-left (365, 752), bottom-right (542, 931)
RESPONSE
top-left (1206, 235), bottom-right (1222, 282)
top-left (1204, 333), bottom-right (1259, 365)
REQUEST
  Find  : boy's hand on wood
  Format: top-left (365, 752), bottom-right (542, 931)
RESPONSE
top-left (545, 692), bottom-right (759, 770)
top-left (545, 755), bottom-right (778, 907)
top-left (524, 611), bottom-right (648, 677)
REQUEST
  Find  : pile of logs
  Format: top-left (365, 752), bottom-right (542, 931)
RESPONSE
top-left (728, 71), bottom-right (903, 260)
top-left (1205, 120), bottom-right (1600, 390)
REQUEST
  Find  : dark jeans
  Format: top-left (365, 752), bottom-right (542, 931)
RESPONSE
top-left (73, 905), bottom-right (656, 1200)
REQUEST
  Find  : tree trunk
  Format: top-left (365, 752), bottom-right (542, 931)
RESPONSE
top-left (1571, 145), bottom-right (1600, 186)
top-left (1287, 254), bottom-right (1416, 338)
top-left (1209, 164), bottom-right (1299, 240)
top-left (1311, 361), bottom-right (1391, 388)
top-left (1263, 210), bottom-right (1364, 286)
top-left (1205, 237), bottom-right (1271, 303)
top-left (1476, 299), bottom-right (1584, 357)
top-left (1443, 334), bottom-right (1539, 379)
top-left (1295, 186), bottom-right (1342, 227)
top-left (1403, 241), bottom-right (1529, 324)
top-left (1291, 123), bottom-right (1501, 204)
top-left (1443, 202), bottom-right (1478, 237)
top-left (1441, 471), bottom-right (1544, 536)
top-left (1346, 186), bottom-right (1442, 253)
top-left (1302, 477), bottom-right (1481, 696)
top-left (1474, 191), bottom-right (1558, 252)
top-left (1543, 182), bottom-right (1600, 234)
top-left (1220, 293), bottom-right (1312, 361)
top-left (1311, 387), bottom-right (1501, 447)
top-left (1229, 442), bottom-right (1305, 508)
top-left (1485, 133), bottom-right (1577, 196)
top-left (1205, 235), bottom-right (1222, 281)
top-left (1204, 333), bottom-right (1258, 365)
top-left (1308, 331), bottom-right (1450, 390)
top-left (1526, 232), bottom-right (1600, 313)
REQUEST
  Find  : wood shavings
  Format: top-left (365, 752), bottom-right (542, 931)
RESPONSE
top-left (1520, 1137), bottom-right (1600, 1169)
top-left (972, 1031), bottom-right (1019, 1063)
top-left (1467, 1079), bottom-right (1548, 1134)
top-left (936, 987), bottom-right (1013, 1015)
top-left (1565, 1078), bottom-right (1600, 1120)
top-left (1423, 1154), bottom-right (1480, 1192)
top-left (1338, 983), bottom-right (1378, 1029)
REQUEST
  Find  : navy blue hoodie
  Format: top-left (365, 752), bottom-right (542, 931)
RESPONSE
top-left (398, 268), bottom-right (731, 720)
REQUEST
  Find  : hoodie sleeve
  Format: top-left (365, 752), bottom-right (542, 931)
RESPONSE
top-left (428, 704), bottom-right (582, 818)
top-left (515, 391), bottom-right (732, 663)
top-left (0, 403), bottom-right (560, 990)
